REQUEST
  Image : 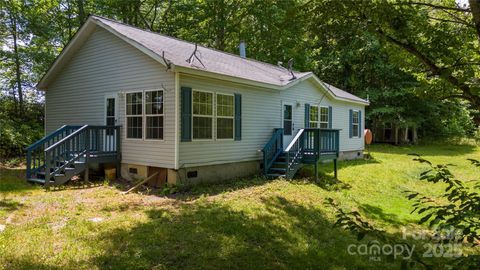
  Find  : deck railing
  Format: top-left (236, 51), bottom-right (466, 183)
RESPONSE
top-left (262, 128), bottom-right (283, 175)
top-left (26, 125), bottom-right (81, 179)
top-left (26, 125), bottom-right (121, 181)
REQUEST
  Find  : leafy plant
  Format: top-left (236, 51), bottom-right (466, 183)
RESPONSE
top-left (328, 156), bottom-right (480, 269)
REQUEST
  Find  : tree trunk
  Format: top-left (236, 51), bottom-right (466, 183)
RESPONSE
top-left (413, 128), bottom-right (418, 144)
top-left (404, 127), bottom-right (409, 143)
top-left (469, 0), bottom-right (480, 43)
top-left (10, 10), bottom-right (23, 116)
top-left (394, 126), bottom-right (399, 145)
top-left (76, 0), bottom-right (86, 25)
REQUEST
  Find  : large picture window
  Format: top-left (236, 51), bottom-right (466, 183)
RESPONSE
top-left (192, 90), bottom-right (213, 139)
top-left (126, 92), bottom-right (143, 139)
top-left (320, 107), bottom-right (329, 129)
top-left (309, 106), bottom-right (319, 128)
top-left (145, 90), bottom-right (164, 140)
top-left (126, 90), bottom-right (164, 140)
top-left (352, 110), bottom-right (360, 137)
top-left (216, 94), bottom-right (234, 139)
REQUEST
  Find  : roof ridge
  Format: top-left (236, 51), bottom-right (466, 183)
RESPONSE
top-left (89, 15), bottom-right (303, 74)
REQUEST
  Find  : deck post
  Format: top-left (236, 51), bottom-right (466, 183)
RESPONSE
top-left (84, 128), bottom-right (90, 182)
top-left (314, 162), bottom-right (318, 182)
top-left (333, 159), bottom-right (337, 179)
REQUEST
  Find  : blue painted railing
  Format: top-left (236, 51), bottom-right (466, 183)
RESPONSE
top-left (26, 125), bottom-right (81, 179)
top-left (262, 128), bottom-right (340, 178)
top-left (262, 128), bottom-right (284, 175)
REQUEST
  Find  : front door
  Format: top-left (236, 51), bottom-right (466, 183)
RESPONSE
top-left (282, 102), bottom-right (294, 149)
top-left (104, 94), bottom-right (117, 152)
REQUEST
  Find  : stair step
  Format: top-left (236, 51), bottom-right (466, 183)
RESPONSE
top-left (65, 167), bottom-right (76, 171)
top-left (273, 161), bottom-right (287, 165)
top-left (74, 161), bottom-right (85, 164)
top-left (54, 174), bottom-right (65, 178)
top-left (269, 167), bottom-right (286, 173)
top-left (266, 173), bottom-right (286, 178)
top-left (27, 178), bottom-right (47, 184)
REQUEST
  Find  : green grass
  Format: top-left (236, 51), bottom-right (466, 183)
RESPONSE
top-left (0, 143), bottom-right (479, 269)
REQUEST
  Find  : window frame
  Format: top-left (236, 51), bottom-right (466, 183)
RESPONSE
top-left (320, 106), bottom-right (329, 129)
top-left (125, 91), bottom-right (144, 141)
top-left (309, 105), bottom-right (319, 128)
top-left (352, 110), bottom-right (360, 138)
top-left (191, 89), bottom-right (215, 141)
top-left (215, 93), bottom-right (235, 141)
top-left (144, 90), bottom-right (164, 141)
top-left (124, 89), bottom-right (165, 141)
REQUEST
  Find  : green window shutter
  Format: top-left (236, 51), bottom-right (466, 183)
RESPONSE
top-left (349, 109), bottom-right (353, 138)
top-left (328, 106), bottom-right (333, 129)
top-left (234, 93), bottom-right (242, 141)
top-left (359, 110), bottom-right (362, 138)
top-left (304, 104), bottom-right (310, 128)
top-left (181, 87), bottom-right (192, 142)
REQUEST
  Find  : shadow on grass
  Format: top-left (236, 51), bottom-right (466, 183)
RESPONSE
top-left (0, 198), bottom-right (24, 211)
top-left (368, 143), bottom-right (477, 156)
top-left (90, 195), bottom-right (394, 270)
top-left (359, 204), bottom-right (409, 226)
top-left (0, 167), bottom-right (37, 193)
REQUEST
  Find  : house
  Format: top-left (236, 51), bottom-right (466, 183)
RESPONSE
top-left (26, 15), bottom-right (369, 187)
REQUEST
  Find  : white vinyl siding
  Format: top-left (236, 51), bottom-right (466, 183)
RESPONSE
top-left (179, 74), bottom-right (365, 167)
top-left (45, 27), bottom-right (176, 168)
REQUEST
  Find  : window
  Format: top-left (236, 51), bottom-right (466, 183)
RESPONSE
top-left (352, 110), bottom-right (360, 137)
top-left (283, 104), bottom-right (293, 135)
top-left (126, 90), bottom-right (164, 140)
top-left (192, 90), bottom-right (213, 139)
top-left (309, 106), bottom-right (319, 128)
top-left (145, 90), bottom-right (164, 140)
top-left (216, 93), bottom-right (234, 139)
top-left (320, 107), bottom-right (329, 129)
top-left (126, 92), bottom-right (143, 139)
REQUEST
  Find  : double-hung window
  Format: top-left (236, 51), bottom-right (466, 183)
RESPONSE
top-left (320, 106), bottom-right (329, 129)
top-left (216, 93), bottom-right (234, 139)
top-left (309, 106), bottom-right (319, 128)
top-left (126, 92), bottom-right (143, 139)
top-left (126, 90), bottom-right (164, 140)
top-left (145, 90), bottom-right (164, 140)
top-left (352, 110), bottom-right (360, 137)
top-left (192, 90), bottom-right (214, 140)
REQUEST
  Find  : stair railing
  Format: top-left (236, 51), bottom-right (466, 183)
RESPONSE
top-left (44, 125), bottom-right (89, 183)
top-left (285, 129), bottom-right (305, 178)
top-left (262, 128), bottom-right (284, 175)
top-left (26, 125), bottom-right (81, 179)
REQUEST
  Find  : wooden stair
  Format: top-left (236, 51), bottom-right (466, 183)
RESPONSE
top-left (26, 125), bottom-right (121, 187)
top-left (262, 128), bottom-right (340, 180)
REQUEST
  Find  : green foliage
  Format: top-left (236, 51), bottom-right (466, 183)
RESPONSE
top-left (330, 155), bottom-right (480, 269)
top-left (0, 95), bottom-right (43, 159)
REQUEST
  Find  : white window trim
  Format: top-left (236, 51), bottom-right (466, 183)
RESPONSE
top-left (144, 89), bottom-right (165, 141)
top-left (320, 106), bottom-right (329, 129)
top-left (125, 90), bottom-right (143, 141)
top-left (309, 105), bottom-right (319, 128)
top-left (215, 93), bottom-right (235, 141)
top-left (124, 89), bottom-right (165, 141)
top-left (192, 89), bottom-right (215, 141)
top-left (352, 109), bottom-right (360, 138)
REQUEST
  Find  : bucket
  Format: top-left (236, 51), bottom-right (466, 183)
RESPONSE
top-left (105, 168), bottom-right (116, 180)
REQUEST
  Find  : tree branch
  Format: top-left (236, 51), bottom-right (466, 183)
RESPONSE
top-left (394, 2), bottom-right (470, 12)
top-left (427, 16), bottom-right (474, 27)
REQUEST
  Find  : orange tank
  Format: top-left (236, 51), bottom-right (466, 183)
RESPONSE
top-left (364, 129), bottom-right (373, 145)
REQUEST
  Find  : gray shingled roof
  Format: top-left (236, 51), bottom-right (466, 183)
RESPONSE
top-left (90, 16), bottom-right (367, 104)
top-left (94, 16), bottom-right (311, 86)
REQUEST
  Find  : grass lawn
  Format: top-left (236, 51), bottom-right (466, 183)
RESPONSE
top-left (0, 143), bottom-right (479, 269)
